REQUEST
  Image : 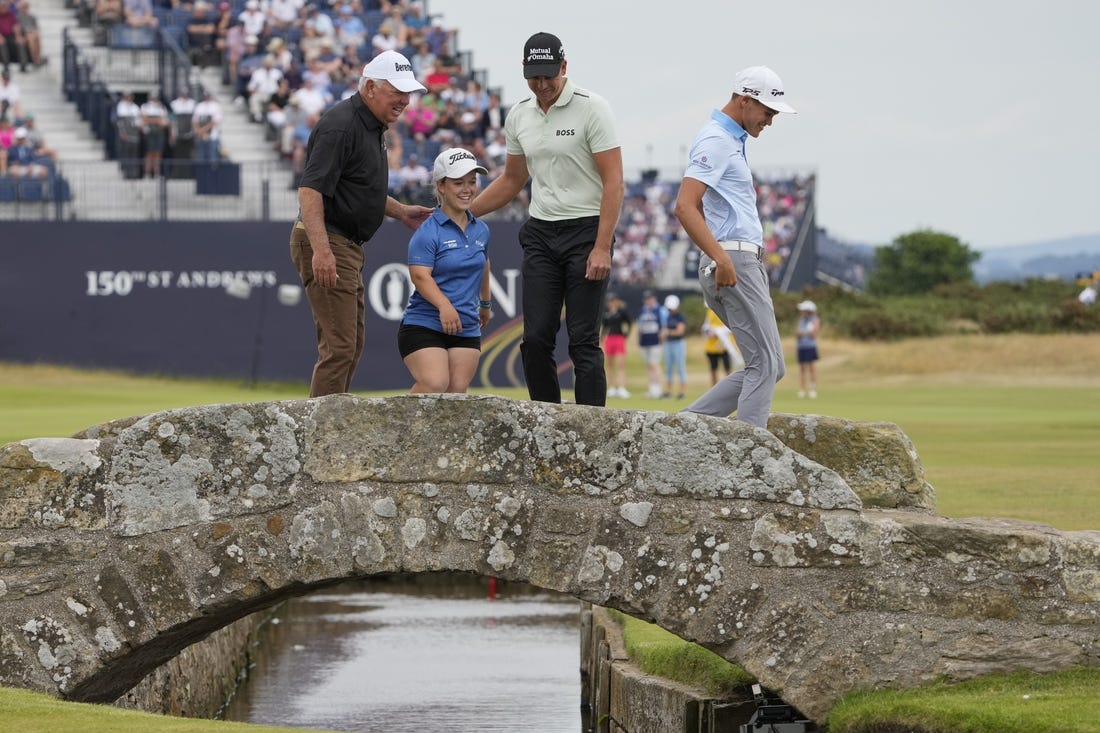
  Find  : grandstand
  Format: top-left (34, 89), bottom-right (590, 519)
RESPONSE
top-left (1, 0), bottom-right (826, 292)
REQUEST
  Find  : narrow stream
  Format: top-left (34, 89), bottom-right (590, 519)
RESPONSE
top-left (221, 575), bottom-right (583, 732)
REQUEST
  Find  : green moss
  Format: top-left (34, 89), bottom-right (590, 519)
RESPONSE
top-left (605, 609), bottom-right (755, 696)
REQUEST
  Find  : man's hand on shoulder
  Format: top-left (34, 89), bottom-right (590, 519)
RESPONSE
top-left (396, 203), bottom-right (433, 229)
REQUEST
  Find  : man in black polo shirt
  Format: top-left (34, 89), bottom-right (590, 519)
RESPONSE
top-left (291, 49), bottom-right (432, 397)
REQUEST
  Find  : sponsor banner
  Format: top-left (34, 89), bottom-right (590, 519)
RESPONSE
top-left (0, 221), bottom-right (555, 392)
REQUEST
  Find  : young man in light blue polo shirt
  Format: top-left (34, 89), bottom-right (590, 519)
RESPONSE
top-left (469, 31), bottom-right (624, 407)
top-left (674, 66), bottom-right (797, 428)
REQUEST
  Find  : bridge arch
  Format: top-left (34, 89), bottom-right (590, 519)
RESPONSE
top-left (1, 394), bottom-right (1097, 723)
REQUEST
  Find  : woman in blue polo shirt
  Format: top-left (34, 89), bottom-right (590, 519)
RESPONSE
top-left (398, 147), bottom-right (492, 393)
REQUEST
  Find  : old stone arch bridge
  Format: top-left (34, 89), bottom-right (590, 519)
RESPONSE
top-left (1, 394), bottom-right (1098, 723)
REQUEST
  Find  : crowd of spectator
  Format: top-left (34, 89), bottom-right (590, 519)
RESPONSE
top-left (32, 0), bottom-right (819, 287)
top-left (0, 0), bottom-right (57, 196)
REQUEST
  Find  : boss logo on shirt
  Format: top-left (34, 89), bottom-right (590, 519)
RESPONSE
top-left (555, 128), bottom-right (576, 136)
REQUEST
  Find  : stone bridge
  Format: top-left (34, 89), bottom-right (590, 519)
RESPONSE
top-left (1, 394), bottom-right (1098, 723)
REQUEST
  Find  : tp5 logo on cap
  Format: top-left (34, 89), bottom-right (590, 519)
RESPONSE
top-left (732, 65), bottom-right (797, 114)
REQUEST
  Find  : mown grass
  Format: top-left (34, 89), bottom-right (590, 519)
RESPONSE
top-left (826, 668), bottom-right (1100, 733)
top-left (0, 686), bottom-right (336, 733)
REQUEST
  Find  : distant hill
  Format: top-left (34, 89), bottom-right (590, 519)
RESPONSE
top-left (974, 234), bottom-right (1100, 283)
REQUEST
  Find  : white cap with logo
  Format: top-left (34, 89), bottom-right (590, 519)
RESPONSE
top-left (733, 65), bottom-right (797, 114)
top-left (361, 50), bottom-right (426, 93)
top-left (433, 147), bottom-right (488, 181)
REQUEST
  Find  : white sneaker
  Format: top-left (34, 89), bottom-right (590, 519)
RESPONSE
top-left (607, 387), bottom-right (621, 398)
top-left (809, 389), bottom-right (817, 399)
top-left (647, 386), bottom-right (662, 399)
top-left (798, 390), bottom-right (807, 398)
top-left (619, 388), bottom-right (631, 399)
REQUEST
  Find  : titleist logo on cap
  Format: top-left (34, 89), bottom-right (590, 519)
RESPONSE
top-left (448, 150), bottom-right (476, 164)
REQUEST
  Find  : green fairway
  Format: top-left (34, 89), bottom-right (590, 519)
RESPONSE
top-left (5, 333), bottom-right (1097, 531)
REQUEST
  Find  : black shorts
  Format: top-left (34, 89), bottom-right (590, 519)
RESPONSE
top-left (706, 352), bottom-right (731, 371)
top-left (398, 323), bottom-right (481, 358)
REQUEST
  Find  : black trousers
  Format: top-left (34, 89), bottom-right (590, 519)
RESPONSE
top-left (519, 216), bottom-right (610, 406)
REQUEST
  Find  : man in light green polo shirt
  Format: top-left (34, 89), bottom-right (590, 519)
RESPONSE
top-left (470, 31), bottom-right (624, 406)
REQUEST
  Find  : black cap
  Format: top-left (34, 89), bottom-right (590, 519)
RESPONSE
top-left (523, 32), bottom-right (564, 79)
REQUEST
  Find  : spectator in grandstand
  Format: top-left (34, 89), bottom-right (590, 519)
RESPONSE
top-left (139, 93), bottom-right (169, 177)
top-left (301, 56), bottom-right (332, 90)
top-left (15, 1), bottom-right (42, 67)
top-left (469, 32), bottom-right (623, 407)
top-left (423, 17), bottom-right (449, 57)
top-left (92, 0), bottom-right (123, 41)
top-left (113, 90), bottom-right (141, 171)
top-left (169, 86), bottom-right (196, 166)
top-left (290, 50), bottom-right (432, 397)
top-left (0, 0), bottom-right (28, 73)
top-left (462, 79), bottom-right (489, 114)
top-left (333, 4), bottom-right (366, 50)
top-left (1, 127), bottom-right (46, 178)
top-left (455, 111), bottom-right (484, 157)
top-left (18, 112), bottom-right (54, 163)
top-left (303, 3), bottom-right (334, 42)
top-left (312, 39), bottom-right (343, 78)
top-left (676, 65), bottom-right (796, 429)
top-left (246, 54), bottom-right (283, 123)
top-left (371, 20), bottom-right (398, 56)
top-left (702, 307), bottom-right (743, 386)
top-left (122, 0), bottom-right (156, 28)
top-left (661, 294), bottom-right (687, 399)
top-left (237, 0), bottom-right (266, 41)
top-left (290, 74), bottom-right (331, 116)
top-left (234, 34), bottom-right (264, 98)
top-left (0, 113), bottom-right (16, 149)
top-left (795, 299), bottom-right (820, 398)
top-left (264, 76), bottom-right (292, 139)
top-left (288, 110), bottom-right (316, 184)
top-left (220, 19), bottom-right (245, 84)
top-left (398, 148), bottom-right (492, 394)
top-left (265, 0), bottom-right (301, 32)
top-left (431, 98), bottom-right (460, 144)
top-left (484, 128), bottom-right (505, 168)
top-left (480, 90), bottom-right (505, 135)
top-left (395, 152), bottom-right (429, 199)
top-left (192, 88), bottom-right (223, 163)
top-left (601, 293), bottom-right (632, 398)
top-left (408, 39), bottom-right (434, 78)
top-left (186, 1), bottom-right (219, 65)
top-left (266, 36), bottom-right (294, 71)
top-left (402, 91), bottom-right (437, 142)
top-left (0, 68), bottom-right (19, 119)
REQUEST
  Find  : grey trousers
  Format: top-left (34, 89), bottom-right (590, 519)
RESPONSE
top-left (683, 250), bottom-right (785, 428)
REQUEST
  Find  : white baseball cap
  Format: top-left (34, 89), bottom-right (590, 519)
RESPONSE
top-left (797, 300), bottom-right (816, 312)
top-left (664, 294), bottom-right (681, 310)
top-left (733, 65), bottom-right (797, 114)
top-left (361, 50), bottom-right (426, 93)
top-left (433, 147), bottom-right (488, 180)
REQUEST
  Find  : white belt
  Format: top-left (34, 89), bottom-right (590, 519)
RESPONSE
top-left (718, 240), bottom-right (764, 260)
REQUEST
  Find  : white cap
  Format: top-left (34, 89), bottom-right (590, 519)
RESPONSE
top-left (797, 300), bottom-right (816, 312)
top-left (14, 127), bottom-right (27, 138)
top-left (664, 294), bottom-right (680, 310)
top-left (433, 147), bottom-right (487, 180)
top-left (361, 50), bottom-right (426, 93)
top-left (733, 65), bottom-right (797, 114)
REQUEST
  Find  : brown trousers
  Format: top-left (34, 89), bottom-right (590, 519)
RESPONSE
top-left (289, 222), bottom-right (366, 397)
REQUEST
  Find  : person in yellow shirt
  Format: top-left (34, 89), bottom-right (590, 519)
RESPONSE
top-left (702, 308), bottom-right (744, 386)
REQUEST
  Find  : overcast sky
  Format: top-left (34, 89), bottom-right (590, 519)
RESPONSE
top-left (429, 0), bottom-right (1099, 251)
